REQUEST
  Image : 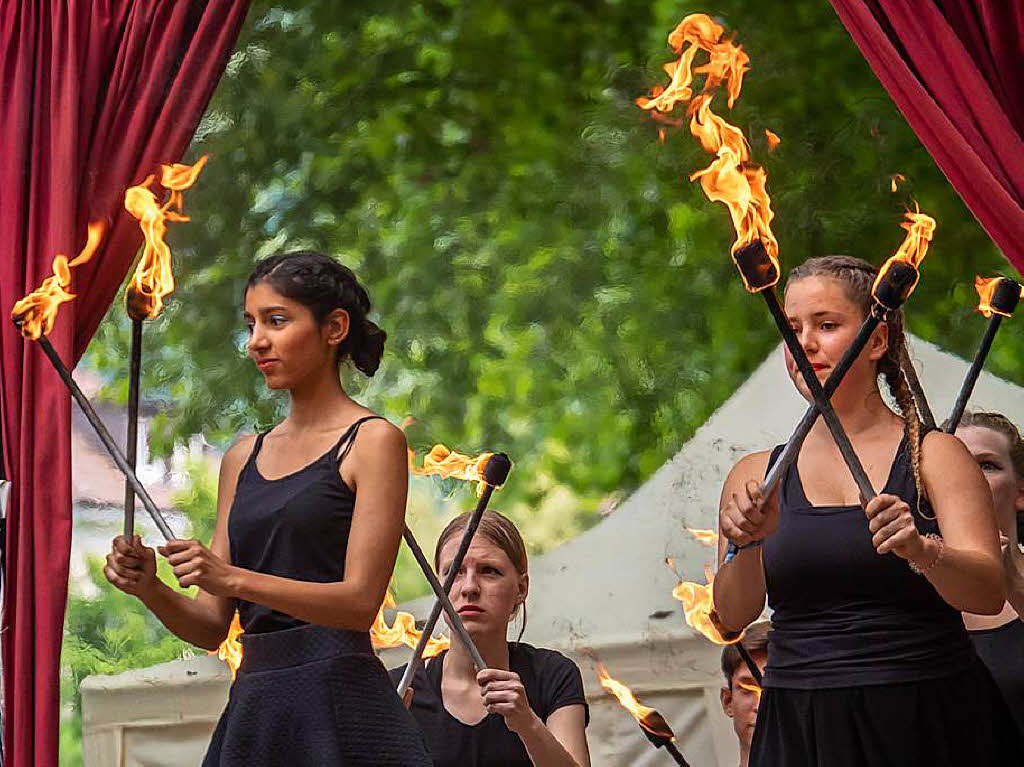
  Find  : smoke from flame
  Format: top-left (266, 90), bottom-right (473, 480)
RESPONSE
top-left (12, 222), bottom-right (106, 339)
top-left (637, 13), bottom-right (779, 289)
top-left (597, 664), bottom-right (675, 741)
top-left (124, 155), bottom-right (208, 320)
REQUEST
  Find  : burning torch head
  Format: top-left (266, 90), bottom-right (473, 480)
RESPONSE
top-left (483, 452), bottom-right (512, 487)
top-left (732, 240), bottom-right (780, 294)
top-left (978, 276), bottom-right (1022, 318)
top-left (871, 260), bottom-right (919, 312)
top-left (639, 709), bottom-right (676, 748)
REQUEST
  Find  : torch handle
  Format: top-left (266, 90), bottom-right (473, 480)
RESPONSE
top-left (900, 350), bottom-right (936, 432)
top-left (945, 314), bottom-right (1002, 433)
top-left (736, 642), bottom-right (763, 686)
top-left (124, 318), bottom-right (143, 539)
top-left (397, 484), bottom-right (497, 697)
top-left (402, 526), bottom-right (488, 672)
top-left (762, 290), bottom-right (876, 501)
top-left (663, 741), bottom-right (690, 766)
top-left (724, 311), bottom-right (883, 563)
top-left (36, 336), bottom-right (175, 541)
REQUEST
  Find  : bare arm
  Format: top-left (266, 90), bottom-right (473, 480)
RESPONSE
top-left (712, 451), bottom-right (773, 633)
top-left (224, 419), bottom-right (407, 630)
top-left (919, 432), bottom-right (1005, 615)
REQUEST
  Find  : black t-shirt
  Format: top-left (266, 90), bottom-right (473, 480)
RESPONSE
top-left (388, 643), bottom-right (589, 767)
top-left (970, 619), bottom-right (1024, 735)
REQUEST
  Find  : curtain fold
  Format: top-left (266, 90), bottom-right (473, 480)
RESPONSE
top-left (829, 0), bottom-right (1024, 274)
top-left (0, 2), bottom-right (249, 764)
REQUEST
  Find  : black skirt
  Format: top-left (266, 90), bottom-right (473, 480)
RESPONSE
top-left (203, 623), bottom-right (431, 766)
top-left (750, 659), bottom-right (1024, 766)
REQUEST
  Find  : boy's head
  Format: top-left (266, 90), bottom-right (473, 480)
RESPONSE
top-left (719, 621), bottom-right (769, 754)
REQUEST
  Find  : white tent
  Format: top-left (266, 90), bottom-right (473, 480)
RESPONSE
top-left (81, 338), bottom-right (1024, 765)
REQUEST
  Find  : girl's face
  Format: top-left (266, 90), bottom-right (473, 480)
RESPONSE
top-left (244, 281), bottom-right (347, 390)
top-left (438, 535), bottom-right (528, 640)
top-left (956, 425), bottom-right (1024, 539)
top-left (783, 275), bottom-right (888, 403)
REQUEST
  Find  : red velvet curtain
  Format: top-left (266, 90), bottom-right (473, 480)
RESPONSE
top-left (829, 0), bottom-right (1024, 274)
top-left (0, 2), bottom-right (249, 764)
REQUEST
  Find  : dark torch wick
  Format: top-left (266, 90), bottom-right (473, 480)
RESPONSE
top-left (19, 324), bottom-right (175, 541)
top-left (396, 453), bottom-right (512, 697)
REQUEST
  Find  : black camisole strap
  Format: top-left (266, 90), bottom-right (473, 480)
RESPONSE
top-left (333, 415), bottom-right (387, 466)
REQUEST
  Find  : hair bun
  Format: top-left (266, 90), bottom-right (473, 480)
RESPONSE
top-left (350, 317), bottom-right (386, 377)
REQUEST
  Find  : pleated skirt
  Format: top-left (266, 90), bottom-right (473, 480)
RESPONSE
top-left (203, 623), bottom-right (431, 766)
top-left (750, 659), bottom-right (1024, 767)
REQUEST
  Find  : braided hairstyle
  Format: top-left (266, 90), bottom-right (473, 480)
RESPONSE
top-left (245, 251), bottom-right (386, 376)
top-left (786, 256), bottom-right (927, 509)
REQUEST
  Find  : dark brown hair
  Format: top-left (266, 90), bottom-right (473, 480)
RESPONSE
top-left (435, 509), bottom-right (529, 641)
top-left (720, 620), bottom-right (770, 685)
top-left (786, 256), bottom-right (926, 508)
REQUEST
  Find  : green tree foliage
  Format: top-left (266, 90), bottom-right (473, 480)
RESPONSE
top-left (87, 0), bottom-right (1022, 549)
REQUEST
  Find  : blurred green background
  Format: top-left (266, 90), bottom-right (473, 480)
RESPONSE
top-left (61, 0), bottom-right (1023, 761)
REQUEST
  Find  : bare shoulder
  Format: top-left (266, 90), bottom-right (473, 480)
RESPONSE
top-left (727, 449), bottom-right (774, 483)
top-left (220, 434), bottom-right (257, 480)
top-left (352, 416), bottom-right (407, 454)
top-left (920, 429), bottom-right (971, 465)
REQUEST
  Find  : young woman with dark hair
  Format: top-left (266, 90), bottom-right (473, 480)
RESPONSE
top-left (713, 256), bottom-right (1022, 765)
top-left (104, 251), bottom-right (430, 765)
top-left (956, 411), bottom-right (1024, 734)
top-left (390, 509), bottom-right (591, 766)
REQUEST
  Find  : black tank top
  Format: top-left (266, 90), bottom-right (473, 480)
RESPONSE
top-left (228, 416), bottom-right (383, 634)
top-left (761, 432), bottom-right (976, 689)
top-left (970, 619), bottom-right (1024, 734)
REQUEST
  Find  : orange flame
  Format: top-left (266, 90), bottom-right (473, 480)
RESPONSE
top-left (637, 13), bottom-right (778, 290)
top-left (213, 612), bottom-right (244, 681)
top-left (890, 173), bottom-right (906, 193)
top-left (11, 222), bottom-right (106, 340)
top-left (685, 527), bottom-right (719, 548)
top-left (669, 563), bottom-right (744, 645)
top-left (409, 444), bottom-right (496, 497)
top-left (370, 589), bottom-right (451, 658)
top-left (738, 681), bottom-right (762, 700)
top-left (975, 276), bottom-right (1022, 318)
top-left (764, 129), bottom-right (780, 152)
top-left (871, 207), bottom-right (935, 300)
top-left (123, 155), bottom-right (208, 320)
top-left (597, 664), bottom-right (675, 741)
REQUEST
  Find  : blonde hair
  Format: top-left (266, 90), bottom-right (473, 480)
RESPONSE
top-left (786, 256), bottom-right (926, 509)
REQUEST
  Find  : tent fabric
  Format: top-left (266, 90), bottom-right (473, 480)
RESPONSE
top-left (0, 3), bottom-right (249, 763)
top-left (828, 0), bottom-right (1024, 273)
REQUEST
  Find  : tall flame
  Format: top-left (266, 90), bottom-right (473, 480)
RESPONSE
top-left (871, 207), bottom-right (936, 300)
top-left (124, 155), bottom-right (208, 320)
top-left (370, 589), bottom-right (451, 657)
top-left (975, 276), bottom-right (1022, 318)
top-left (409, 444), bottom-right (496, 497)
top-left (597, 664), bottom-right (675, 742)
top-left (638, 13), bottom-right (779, 289)
top-left (213, 612), bottom-right (244, 681)
top-left (11, 222), bottom-right (106, 339)
top-left (668, 561), bottom-right (744, 645)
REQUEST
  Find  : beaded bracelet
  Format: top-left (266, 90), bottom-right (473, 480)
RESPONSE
top-left (908, 533), bottom-right (944, 575)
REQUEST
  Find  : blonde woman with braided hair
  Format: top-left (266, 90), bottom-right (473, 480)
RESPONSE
top-left (712, 256), bottom-right (1022, 765)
